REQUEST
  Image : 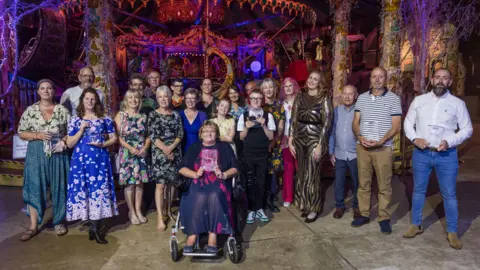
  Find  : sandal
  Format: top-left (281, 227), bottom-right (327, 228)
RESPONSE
top-left (20, 229), bottom-right (38, 242)
top-left (54, 224), bottom-right (68, 236)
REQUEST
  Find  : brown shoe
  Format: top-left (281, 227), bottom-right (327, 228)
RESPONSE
top-left (352, 208), bottom-right (361, 218)
top-left (447, 233), bottom-right (462, 250)
top-left (403, 225), bottom-right (424, 238)
top-left (333, 208), bottom-right (345, 219)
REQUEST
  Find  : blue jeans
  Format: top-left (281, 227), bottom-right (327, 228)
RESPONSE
top-left (411, 148), bottom-right (459, 232)
top-left (334, 158), bottom-right (359, 209)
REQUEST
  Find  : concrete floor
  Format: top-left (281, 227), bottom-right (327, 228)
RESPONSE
top-left (1, 141), bottom-right (480, 269)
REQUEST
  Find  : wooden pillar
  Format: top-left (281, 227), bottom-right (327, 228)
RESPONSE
top-left (331, 0), bottom-right (352, 107)
top-left (85, 0), bottom-right (118, 113)
top-left (380, 0), bottom-right (402, 94)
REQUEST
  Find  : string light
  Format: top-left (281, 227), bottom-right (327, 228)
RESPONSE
top-left (0, 0), bottom-right (66, 93)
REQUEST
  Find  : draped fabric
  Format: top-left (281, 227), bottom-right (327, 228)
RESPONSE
top-left (23, 141), bottom-right (69, 225)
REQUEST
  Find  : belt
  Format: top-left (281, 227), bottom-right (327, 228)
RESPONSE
top-left (298, 120), bottom-right (321, 125)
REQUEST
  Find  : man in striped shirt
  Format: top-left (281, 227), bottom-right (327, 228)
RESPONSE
top-left (351, 67), bottom-right (402, 235)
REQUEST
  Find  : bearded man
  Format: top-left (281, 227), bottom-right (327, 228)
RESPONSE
top-left (403, 68), bottom-right (473, 250)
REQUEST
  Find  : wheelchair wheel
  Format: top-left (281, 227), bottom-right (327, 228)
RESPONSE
top-left (170, 239), bottom-right (180, 262)
top-left (225, 237), bottom-right (241, 264)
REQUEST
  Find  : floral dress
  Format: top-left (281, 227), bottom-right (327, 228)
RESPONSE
top-left (229, 105), bottom-right (248, 121)
top-left (118, 112), bottom-right (149, 185)
top-left (148, 110), bottom-right (184, 184)
top-left (66, 116), bottom-right (119, 221)
top-left (263, 100), bottom-right (285, 174)
top-left (211, 117), bottom-right (236, 154)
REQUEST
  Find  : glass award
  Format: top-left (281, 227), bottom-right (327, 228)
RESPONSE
top-left (200, 149), bottom-right (218, 172)
top-left (364, 121), bottom-right (380, 141)
top-left (428, 125), bottom-right (444, 149)
top-left (88, 134), bottom-right (102, 144)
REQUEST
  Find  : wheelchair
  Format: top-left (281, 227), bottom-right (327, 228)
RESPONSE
top-left (168, 176), bottom-right (246, 264)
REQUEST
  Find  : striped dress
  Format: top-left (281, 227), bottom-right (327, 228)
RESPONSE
top-left (290, 91), bottom-right (333, 213)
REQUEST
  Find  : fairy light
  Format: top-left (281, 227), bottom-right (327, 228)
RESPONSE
top-left (0, 0), bottom-right (67, 93)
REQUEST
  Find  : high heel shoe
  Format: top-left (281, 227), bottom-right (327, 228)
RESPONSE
top-left (89, 230), bottom-right (108, 244)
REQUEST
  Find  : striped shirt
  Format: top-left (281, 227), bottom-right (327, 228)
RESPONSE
top-left (354, 89), bottom-right (402, 146)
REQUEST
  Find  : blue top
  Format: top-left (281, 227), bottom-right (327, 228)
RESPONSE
top-left (329, 105), bottom-right (357, 161)
top-left (179, 110), bottom-right (207, 153)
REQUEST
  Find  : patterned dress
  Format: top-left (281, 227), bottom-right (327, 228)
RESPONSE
top-left (229, 105), bottom-right (248, 121)
top-left (211, 117), bottom-right (236, 154)
top-left (118, 112), bottom-right (149, 185)
top-left (263, 100), bottom-right (286, 174)
top-left (148, 110), bottom-right (184, 184)
top-left (290, 92), bottom-right (333, 213)
top-left (18, 103), bottom-right (70, 225)
top-left (66, 116), bottom-right (119, 221)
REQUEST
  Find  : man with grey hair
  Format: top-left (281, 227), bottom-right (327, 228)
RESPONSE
top-left (60, 66), bottom-right (104, 116)
top-left (329, 84), bottom-right (360, 220)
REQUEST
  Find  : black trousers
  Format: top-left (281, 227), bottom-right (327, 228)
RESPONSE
top-left (242, 150), bottom-right (268, 211)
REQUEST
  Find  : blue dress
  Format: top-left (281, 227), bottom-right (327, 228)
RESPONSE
top-left (179, 110), bottom-right (207, 153)
top-left (66, 116), bottom-right (119, 221)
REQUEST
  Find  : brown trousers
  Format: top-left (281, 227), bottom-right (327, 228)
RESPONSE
top-left (356, 144), bottom-right (393, 221)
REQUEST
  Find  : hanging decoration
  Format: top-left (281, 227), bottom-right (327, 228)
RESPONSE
top-left (157, 0), bottom-right (225, 24)
top-left (330, 0), bottom-right (353, 107)
top-left (380, 0), bottom-right (401, 94)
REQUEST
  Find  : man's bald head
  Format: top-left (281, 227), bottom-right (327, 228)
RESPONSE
top-left (342, 84), bottom-right (358, 106)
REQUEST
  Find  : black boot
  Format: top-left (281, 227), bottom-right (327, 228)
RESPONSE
top-left (266, 192), bottom-right (280, 213)
top-left (89, 220), bottom-right (108, 244)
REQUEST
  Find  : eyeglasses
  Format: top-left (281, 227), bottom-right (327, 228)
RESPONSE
top-left (172, 85), bottom-right (183, 87)
top-left (80, 74), bottom-right (94, 78)
top-left (250, 97), bottom-right (263, 101)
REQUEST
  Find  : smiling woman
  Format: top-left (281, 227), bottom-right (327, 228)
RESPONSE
top-left (18, 78), bottom-right (71, 242)
top-left (65, 87), bottom-right (119, 244)
top-left (115, 89), bottom-right (151, 225)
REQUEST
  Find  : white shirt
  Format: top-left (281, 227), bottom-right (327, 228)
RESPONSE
top-left (236, 108), bottom-right (276, 131)
top-left (283, 100), bottom-right (294, 136)
top-left (60, 86), bottom-right (105, 116)
top-left (404, 91), bottom-right (473, 148)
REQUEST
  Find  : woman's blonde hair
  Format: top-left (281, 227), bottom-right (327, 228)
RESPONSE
top-left (260, 78), bottom-right (279, 99)
top-left (120, 89), bottom-right (142, 112)
top-left (198, 120), bottom-right (220, 141)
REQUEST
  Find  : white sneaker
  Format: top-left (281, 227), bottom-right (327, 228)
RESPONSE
top-left (247, 211), bottom-right (255, 224)
top-left (283, 202), bottom-right (291, 207)
top-left (256, 209), bottom-right (270, 222)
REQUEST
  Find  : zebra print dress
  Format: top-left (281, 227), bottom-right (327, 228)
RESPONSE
top-left (290, 91), bottom-right (333, 213)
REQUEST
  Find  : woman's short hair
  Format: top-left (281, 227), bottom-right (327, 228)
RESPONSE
top-left (260, 78), bottom-right (279, 99)
top-left (37, 78), bottom-right (55, 90)
top-left (76, 87), bottom-right (105, 118)
top-left (198, 120), bottom-right (220, 141)
top-left (183, 88), bottom-right (200, 103)
top-left (279, 77), bottom-right (300, 101)
top-left (120, 89), bottom-right (142, 112)
top-left (156, 85), bottom-right (172, 99)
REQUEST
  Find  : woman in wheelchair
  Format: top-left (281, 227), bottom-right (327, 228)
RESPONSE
top-left (178, 121), bottom-right (238, 253)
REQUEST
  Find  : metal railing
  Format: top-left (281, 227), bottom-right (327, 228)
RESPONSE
top-left (0, 74), bottom-right (37, 144)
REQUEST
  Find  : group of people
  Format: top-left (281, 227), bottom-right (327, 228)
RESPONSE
top-left (18, 65), bottom-right (473, 252)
